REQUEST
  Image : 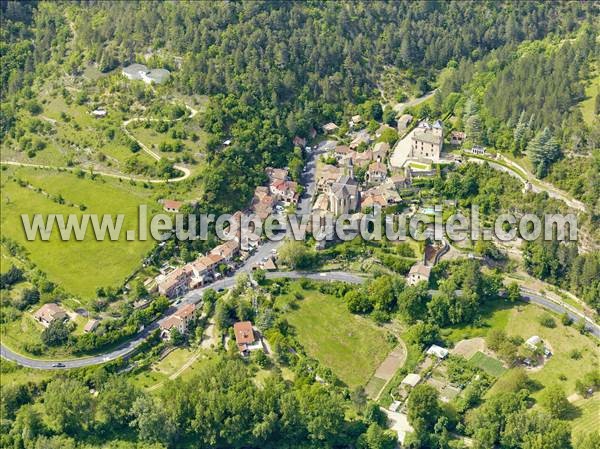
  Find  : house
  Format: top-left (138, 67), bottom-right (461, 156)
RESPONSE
top-left (406, 262), bottom-right (431, 286)
top-left (262, 257), bottom-right (277, 271)
top-left (316, 164), bottom-right (343, 192)
top-left (470, 145), bottom-right (486, 155)
top-left (233, 321), bottom-right (262, 356)
top-left (426, 344), bottom-right (449, 359)
top-left (270, 179), bottom-right (299, 205)
top-left (122, 63), bottom-right (149, 80)
top-left (140, 68), bottom-right (170, 85)
top-left (334, 145), bottom-right (352, 160)
top-left (410, 120), bottom-right (443, 161)
top-left (293, 136), bottom-right (307, 148)
top-left (33, 303), bottom-right (67, 328)
top-left (350, 130), bottom-right (371, 149)
top-left (450, 131), bottom-right (466, 145)
top-left (367, 161), bottom-right (387, 184)
top-left (353, 151), bottom-right (372, 168)
top-left (157, 266), bottom-right (192, 299)
top-left (361, 191), bottom-right (387, 210)
top-left (397, 114), bottom-right (413, 131)
top-left (210, 240), bottom-right (240, 263)
top-left (265, 167), bottom-right (289, 183)
top-left (372, 142), bottom-right (390, 162)
top-left (83, 319), bottom-right (100, 333)
top-left (241, 232), bottom-right (261, 252)
top-left (389, 174), bottom-right (411, 189)
top-left (322, 122), bottom-right (339, 134)
top-left (159, 303), bottom-right (197, 339)
top-left (91, 108), bottom-right (107, 118)
top-left (361, 183), bottom-right (401, 210)
top-left (525, 335), bottom-right (542, 350)
top-left (163, 200), bottom-right (183, 213)
top-left (401, 373), bottom-right (421, 388)
top-left (351, 114), bottom-right (362, 125)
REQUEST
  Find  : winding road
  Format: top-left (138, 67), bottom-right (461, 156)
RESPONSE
top-left (1, 103), bottom-right (198, 183)
top-left (2, 269), bottom-right (598, 370)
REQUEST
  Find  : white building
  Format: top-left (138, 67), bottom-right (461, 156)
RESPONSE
top-left (426, 344), bottom-right (449, 359)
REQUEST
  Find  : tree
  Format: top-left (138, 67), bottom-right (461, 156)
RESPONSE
top-left (41, 319), bottom-right (70, 346)
top-left (96, 376), bottom-right (140, 431)
top-left (486, 329), bottom-right (507, 351)
top-left (366, 275), bottom-right (397, 312)
top-left (345, 290), bottom-right (373, 314)
top-left (465, 115), bottom-right (482, 143)
top-left (358, 423), bottom-right (397, 449)
top-left (407, 384), bottom-right (440, 435)
top-left (528, 127), bottom-right (561, 177)
top-left (9, 405), bottom-right (44, 448)
top-left (277, 240), bottom-right (316, 270)
top-left (506, 282), bottom-right (521, 302)
top-left (43, 378), bottom-right (93, 434)
top-left (406, 322), bottom-right (439, 350)
top-left (539, 384), bottom-right (570, 419)
top-left (397, 284), bottom-right (429, 323)
top-left (0, 265), bottom-right (24, 289)
top-left (502, 410), bottom-right (571, 449)
top-left (130, 395), bottom-right (176, 445)
top-left (170, 328), bottom-right (184, 345)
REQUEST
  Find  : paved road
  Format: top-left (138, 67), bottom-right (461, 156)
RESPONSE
top-left (3, 269), bottom-right (597, 369)
top-left (466, 155), bottom-right (586, 213)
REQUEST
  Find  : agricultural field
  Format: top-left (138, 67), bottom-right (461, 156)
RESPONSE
top-left (275, 282), bottom-right (395, 388)
top-left (469, 351), bottom-right (506, 377)
top-left (0, 166), bottom-right (160, 300)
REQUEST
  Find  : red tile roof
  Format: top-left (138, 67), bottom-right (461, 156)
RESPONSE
top-left (233, 321), bottom-right (256, 346)
top-left (164, 200), bottom-right (183, 210)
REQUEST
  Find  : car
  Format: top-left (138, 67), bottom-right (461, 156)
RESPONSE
top-left (52, 363), bottom-right (66, 368)
top-left (271, 249), bottom-right (277, 254)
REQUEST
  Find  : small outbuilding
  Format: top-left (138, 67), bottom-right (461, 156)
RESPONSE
top-left (401, 373), bottom-right (421, 388)
top-left (525, 335), bottom-right (542, 349)
top-left (426, 344), bottom-right (449, 359)
top-left (84, 319), bottom-right (100, 333)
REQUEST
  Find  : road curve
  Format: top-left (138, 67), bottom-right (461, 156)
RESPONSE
top-left (2, 270), bottom-right (597, 370)
top-left (2, 102), bottom-right (198, 183)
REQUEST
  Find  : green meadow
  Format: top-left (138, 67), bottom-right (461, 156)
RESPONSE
top-left (1, 166), bottom-right (160, 300)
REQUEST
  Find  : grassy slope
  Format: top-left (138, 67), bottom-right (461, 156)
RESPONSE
top-left (0, 166), bottom-right (158, 299)
top-left (579, 73), bottom-right (599, 126)
top-left (277, 283), bottom-right (394, 388)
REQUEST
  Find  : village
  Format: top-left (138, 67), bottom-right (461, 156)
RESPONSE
top-left (135, 110), bottom-right (478, 355)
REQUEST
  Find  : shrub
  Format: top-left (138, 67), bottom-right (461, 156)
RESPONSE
top-left (538, 313), bottom-right (556, 328)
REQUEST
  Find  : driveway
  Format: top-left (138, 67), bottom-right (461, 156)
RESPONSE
top-left (390, 128), bottom-right (416, 168)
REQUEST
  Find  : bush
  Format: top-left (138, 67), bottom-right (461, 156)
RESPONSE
top-left (538, 313), bottom-right (556, 328)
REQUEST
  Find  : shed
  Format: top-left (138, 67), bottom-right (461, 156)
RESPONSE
top-left (426, 344), bottom-right (449, 359)
top-left (525, 335), bottom-right (542, 349)
top-left (401, 373), bottom-right (421, 388)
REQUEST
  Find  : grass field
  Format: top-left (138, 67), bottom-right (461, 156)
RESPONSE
top-left (469, 351), bottom-right (506, 377)
top-left (571, 394), bottom-right (600, 440)
top-left (276, 282), bottom-right (394, 388)
top-left (579, 74), bottom-right (599, 126)
top-left (477, 303), bottom-right (600, 404)
top-left (0, 166), bottom-right (159, 300)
